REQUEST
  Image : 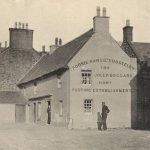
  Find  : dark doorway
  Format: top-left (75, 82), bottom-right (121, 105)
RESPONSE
top-left (47, 101), bottom-right (51, 124)
top-left (15, 104), bottom-right (26, 123)
top-left (33, 103), bottom-right (36, 122)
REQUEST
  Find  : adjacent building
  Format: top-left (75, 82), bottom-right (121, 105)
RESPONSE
top-left (0, 23), bottom-right (41, 91)
top-left (18, 7), bottom-right (137, 129)
top-left (0, 23), bottom-right (41, 123)
top-left (121, 21), bottom-right (150, 129)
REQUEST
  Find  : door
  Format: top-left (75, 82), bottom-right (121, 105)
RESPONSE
top-left (15, 104), bottom-right (26, 123)
top-left (33, 103), bottom-right (36, 122)
top-left (47, 101), bottom-right (51, 124)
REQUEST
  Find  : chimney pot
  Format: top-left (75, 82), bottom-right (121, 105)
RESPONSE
top-left (26, 23), bottom-right (28, 29)
top-left (59, 38), bottom-right (62, 46)
top-left (22, 23), bottom-right (25, 29)
top-left (15, 22), bottom-right (17, 28)
top-left (97, 6), bottom-right (100, 17)
top-left (103, 7), bottom-right (106, 17)
top-left (93, 6), bottom-right (109, 33)
top-left (123, 20), bottom-right (133, 42)
top-left (19, 22), bottom-right (21, 29)
top-left (55, 37), bottom-right (58, 46)
top-left (42, 45), bottom-right (45, 52)
top-left (126, 19), bottom-right (130, 26)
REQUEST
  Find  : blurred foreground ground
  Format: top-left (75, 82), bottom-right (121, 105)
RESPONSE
top-left (0, 123), bottom-right (150, 150)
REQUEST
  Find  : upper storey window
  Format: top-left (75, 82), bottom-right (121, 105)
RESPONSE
top-left (57, 75), bottom-right (62, 88)
top-left (81, 70), bottom-right (92, 85)
top-left (34, 82), bottom-right (37, 94)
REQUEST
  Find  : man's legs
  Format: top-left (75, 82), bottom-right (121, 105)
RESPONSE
top-left (102, 118), bottom-right (107, 130)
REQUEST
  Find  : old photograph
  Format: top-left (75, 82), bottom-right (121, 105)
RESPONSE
top-left (0, 0), bottom-right (150, 149)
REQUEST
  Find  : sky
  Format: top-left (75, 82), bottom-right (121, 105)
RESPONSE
top-left (0, 0), bottom-right (150, 51)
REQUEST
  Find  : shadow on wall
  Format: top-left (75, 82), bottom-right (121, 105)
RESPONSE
top-left (130, 62), bottom-right (150, 130)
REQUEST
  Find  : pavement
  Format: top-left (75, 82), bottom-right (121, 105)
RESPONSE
top-left (0, 123), bottom-right (150, 150)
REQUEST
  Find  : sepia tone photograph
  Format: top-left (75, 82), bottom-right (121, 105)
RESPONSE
top-left (0, 0), bottom-right (150, 149)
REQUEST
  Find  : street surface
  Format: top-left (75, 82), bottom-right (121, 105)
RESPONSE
top-left (0, 123), bottom-right (150, 150)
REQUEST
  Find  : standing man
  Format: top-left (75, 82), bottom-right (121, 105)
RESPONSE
top-left (102, 102), bottom-right (110, 130)
top-left (47, 105), bottom-right (51, 124)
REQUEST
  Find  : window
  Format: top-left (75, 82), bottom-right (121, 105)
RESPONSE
top-left (23, 86), bottom-right (26, 96)
top-left (57, 75), bottom-right (62, 88)
top-left (34, 82), bottom-right (37, 94)
top-left (59, 100), bottom-right (63, 116)
top-left (81, 70), bottom-right (92, 85)
top-left (84, 99), bottom-right (93, 114)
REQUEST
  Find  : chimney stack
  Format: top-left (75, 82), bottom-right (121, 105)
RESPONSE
top-left (9, 22), bottom-right (33, 50)
top-left (49, 37), bottom-right (62, 54)
top-left (93, 6), bottom-right (109, 34)
top-left (123, 19), bottom-right (133, 42)
top-left (40, 45), bottom-right (47, 57)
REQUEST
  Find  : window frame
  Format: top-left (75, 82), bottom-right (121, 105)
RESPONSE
top-left (84, 99), bottom-right (93, 115)
top-left (81, 70), bottom-right (92, 85)
top-left (57, 75), bottom-right (62, 88)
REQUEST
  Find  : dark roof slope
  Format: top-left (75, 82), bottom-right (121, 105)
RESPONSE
top-left (121, 41), bottom-right (150, 62)
top-left (132, 42), bottom-right (150, 60)
top-left (0, 91), bottom-right (27, 104)
top-left (18, 29), bottom-right (94, 85)
top-left (0, 47), bottom-right (6, 52)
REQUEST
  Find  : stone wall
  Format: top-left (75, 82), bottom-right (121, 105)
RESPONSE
top-left (0, 48), bottom-right (40, 91)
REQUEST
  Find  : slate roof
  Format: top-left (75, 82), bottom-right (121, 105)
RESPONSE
top-left (132, 42), bottom-right (150, 60)
top-left (0, 91), bottom-right (27, 104)
top-left (121, 41), bottom-right (150, 62)
top-left (0, 47), bottom-right (6, 52)
top-left (18, 29), bottom-right (94, 85)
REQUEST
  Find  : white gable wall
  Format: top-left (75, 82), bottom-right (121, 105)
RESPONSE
top-left (68, 32), bottom-right (137, 129)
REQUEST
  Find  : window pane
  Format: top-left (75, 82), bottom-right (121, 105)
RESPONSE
top-left (84, 99), bottom-right (92, 114)
top-left (81, 70), bottom-right (92, 85)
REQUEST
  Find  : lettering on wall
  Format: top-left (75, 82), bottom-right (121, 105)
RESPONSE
top-left (72, 58), bottom-right (135, 70)
top-left (71, 58), bottom-right (135, 93)
top-left (72, 88), bottom-right (131, 93)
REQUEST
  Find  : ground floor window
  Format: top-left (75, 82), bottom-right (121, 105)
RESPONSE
top-left (84, 99), bottom-right (93, 114)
